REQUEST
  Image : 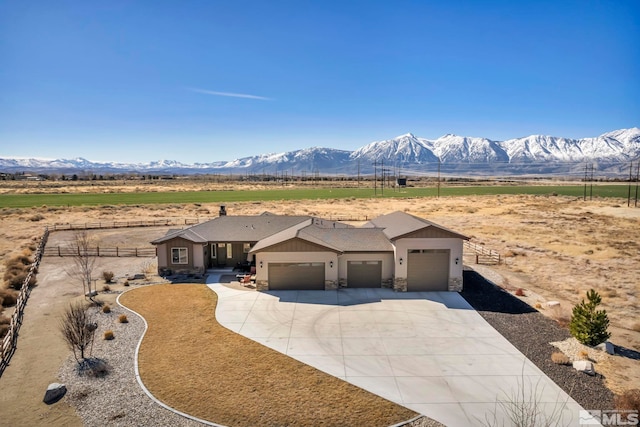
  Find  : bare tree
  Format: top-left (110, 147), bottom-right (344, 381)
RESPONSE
top-left (64, 231), bottom-right (97, 298)
top-left (59, 302), bottom-right (97, 363)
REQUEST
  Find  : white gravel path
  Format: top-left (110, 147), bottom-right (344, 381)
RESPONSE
top-left (58, 296), bottom-right (205, 427)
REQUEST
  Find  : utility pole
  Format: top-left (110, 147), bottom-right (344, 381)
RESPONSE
top-left (589, 164), bottom-right (594, 201)
top-left (583, 163), bottom-right (588, 201)
top-left (628, 162), bottom-right (634, 207)
top-left (635, 161), bottom-right (640, 207)
top-left (437, 159), bottom-right (441, 198)
top-left (357, 159), bottom-right (360, 188)
top-left (373, 160), bottom-right (377, 196)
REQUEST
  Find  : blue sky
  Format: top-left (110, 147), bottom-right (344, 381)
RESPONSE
top-left (1, 0), bottom-right (638, 163)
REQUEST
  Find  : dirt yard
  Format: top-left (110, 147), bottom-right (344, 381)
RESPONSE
top-left (0, 191), bottom-right (638, 425)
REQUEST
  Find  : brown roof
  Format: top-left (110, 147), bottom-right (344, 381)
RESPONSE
top-left (151, 215), bottom-right (312, 244)
top-left (363, 211), bottom-right (469, 240)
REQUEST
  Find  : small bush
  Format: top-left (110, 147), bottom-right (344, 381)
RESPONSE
top-left (103, 330), bottom-right (114, 340)
top-left (102, 271), bottom-right (114, 283)
top-left (534, 302), bottom-right (542, 309)
top-left (102, 304), bottom-right (111, 314)
top-left (551, 352), bottom-right (570, 365)
top-left (0, 288), bottom-right (18, 307)
top-left (28, 214), bottom-right (45, 222)
top-left (123, 280), bottom-right (129, 287)
top-left (616, 389), bottom-right (640, 412)
top-left (118, 314), bottom-right (128, 323)
top-left (515, 288), bottom-right (526, 297)
top-left (102, 285), bottom-right (111, 292)
top-left (578, 349), bottom-right (590, 360)
top-left (570, 289), bottom-right (611, 346)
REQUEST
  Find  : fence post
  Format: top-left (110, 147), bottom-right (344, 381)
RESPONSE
top-left (97, 246), bottom-right (100, 257)
top-left (116, 247), bottom-right (119, 257)
top-left (135, 248), bottom-right (138, 257)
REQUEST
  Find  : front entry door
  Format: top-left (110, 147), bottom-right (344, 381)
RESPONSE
top-left (216, 243), bottom-right (227, 267)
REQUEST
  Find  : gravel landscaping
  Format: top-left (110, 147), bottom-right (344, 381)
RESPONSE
top-left (59, 299), bottom-right (203, 427)
top-left (460, 269), bottom-right (615, 411)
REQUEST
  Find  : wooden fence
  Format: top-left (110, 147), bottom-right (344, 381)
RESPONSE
top-left (44, 246), bottom-right (156, 257)
top-left (48, 218), bottom-right (206, 231)
top-left (463, 240), bottom-right (501, 265)
top-left (1, 227), bottom-right (49, 378)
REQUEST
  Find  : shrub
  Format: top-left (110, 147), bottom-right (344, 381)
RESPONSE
top-left (102, 304), bottom-right (111, 314)
top-left (102, 285), bottom-right (111, 292)
top-left (103, 330), bottom-right (114, 340)
top-left (118, 314), bottom-right (128, 323)
top-left (578, 349), bottom-right (590, 360)
top-left (515, 288), bottom-right (526, 297)
top-left (123, 280), bottom-right (129, 287)
top-left (616, 389), bottom-right (640, 412)
top-left (570, 289), bottom-right (611, 346)
top-left (551, 352), bottom-right (570, 365)
top-left (0, 288), bottom-right (18, 307)
top-left (534, 302), bottom-right (542, 309)
top-left (28, 214), bottom-right (45, 222)
top-left (102, 271), bottom-right (114, 283)
top-left (0, 322), bottom-right (9, 338)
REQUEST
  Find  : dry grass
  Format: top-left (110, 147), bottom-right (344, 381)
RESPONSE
top-left (551, 351), bottom-right (570, 365)
top-left (119, 285), bottom-right (417, 427)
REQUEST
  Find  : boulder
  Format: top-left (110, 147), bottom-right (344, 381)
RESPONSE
top-left (573, 360), bottom-right (595, 376)
top-left (595, 341), bottom-right (615, 355)
top-left (43, 383), bottom-right (67, 405)
top-left (546, 301), bottom-right (560, 308)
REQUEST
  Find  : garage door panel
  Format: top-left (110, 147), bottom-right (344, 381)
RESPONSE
top-left (347, 261), bottom-right (382, 288)
top-left (269, 262), bottom-right (325, 290)
top-left (407, 250), bottom-right (449, 291)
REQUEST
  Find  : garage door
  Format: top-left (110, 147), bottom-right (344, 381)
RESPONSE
top-left (407, 249), bottom-right (450, 291)
top-left (347, 261), bottom-right (382, 288)
top-left (268, 262), bottom-right (325, 290)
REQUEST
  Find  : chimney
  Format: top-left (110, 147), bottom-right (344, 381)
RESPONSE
top-left (219, 205), bottom-right (227, 216)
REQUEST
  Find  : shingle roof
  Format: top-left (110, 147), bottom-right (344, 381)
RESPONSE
top-left (151, 215), bottom-right (312, 244)
top-left (299, 226), bottom-right (394, 252)
top-left (363, 211), bottom-right (469, 240)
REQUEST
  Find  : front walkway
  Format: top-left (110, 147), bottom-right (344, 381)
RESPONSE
top-left (206, 273), bottom-right (585, 426)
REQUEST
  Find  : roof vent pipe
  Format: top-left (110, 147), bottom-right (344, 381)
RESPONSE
top-left (219, 205), bottom-right (227, 216)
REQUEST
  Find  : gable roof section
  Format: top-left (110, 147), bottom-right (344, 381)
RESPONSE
top-left (363, 211), bottom-right (469, 240)
top-left (250, 224), bottom-right (394, 254)
top-left (300, 226), bottom-right (394, 252)
top-left (151, 215), bottom-right (312, 244)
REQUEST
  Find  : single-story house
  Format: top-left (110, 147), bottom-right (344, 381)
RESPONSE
top-left (151, 210), bottom-right (469, 292)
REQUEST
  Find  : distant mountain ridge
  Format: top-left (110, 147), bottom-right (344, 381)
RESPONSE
top-left (2, 127), bottom-right (639, 176)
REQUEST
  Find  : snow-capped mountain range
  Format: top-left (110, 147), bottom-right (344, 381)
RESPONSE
top-left (2, 128), bottom-right (639, 176)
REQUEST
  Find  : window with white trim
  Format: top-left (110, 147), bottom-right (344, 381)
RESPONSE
top-left (227, 243), bottom-right (233, 258)
top-left (211, 244), bottom-right (217, 259)
top-left (243, 243), bottom-right (251, 253)
top-left (171, 247), bottom-right (188, 264)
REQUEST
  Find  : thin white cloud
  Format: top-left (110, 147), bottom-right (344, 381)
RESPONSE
top-left (187, 87), bottom-right (272, 101)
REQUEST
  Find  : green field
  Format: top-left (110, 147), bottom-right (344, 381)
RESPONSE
top-left (0, 185), bottom-right (633, 209)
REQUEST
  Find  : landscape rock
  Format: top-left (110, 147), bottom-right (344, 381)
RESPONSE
top-left (43, 383), bottom-right (67, 404)
top-left (573, 360), bottom-right (595, 376)
top-left (546, 301), bottom-right (560, 308)
top-left (595, 341), bottom-right (615, 355)
top-left (85, 291), bottom-right (98, 298)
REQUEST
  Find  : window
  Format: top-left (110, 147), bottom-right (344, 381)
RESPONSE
top-left (227, 243), bottom-right (233, 258)
top-left (211, 244), bottom-right (217, 259)
top-left (243, 243), bottom-right (251, 253)
top-left (171, 247), bottom-right (188, 264)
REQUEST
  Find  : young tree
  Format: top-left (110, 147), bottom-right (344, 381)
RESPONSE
top-left (59, 302), bottom-right (97, 363)
top-left (64, 231), bottom-right (97, 297)
top-left (570, 289), bottom-right (611, 346)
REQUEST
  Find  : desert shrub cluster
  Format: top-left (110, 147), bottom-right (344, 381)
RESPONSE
top-left (616, 389), bottom-right (640, 412)
top-left (2, 249), bottom-right (36, 290)
top-left (102, 270), bottom-right (114, 283)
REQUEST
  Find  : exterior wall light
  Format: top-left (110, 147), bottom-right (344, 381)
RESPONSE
top-left (260, 261), bottom-right (263, 268)
top-left (330, 261), bottom-right (334, 268)
top-left (399, 257), bottom-right (403, 265)
top-left (455, 257), bottom-right (459, 265)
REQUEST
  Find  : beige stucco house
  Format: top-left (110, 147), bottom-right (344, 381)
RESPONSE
top-left (151, 210), bottom-right (468, 292)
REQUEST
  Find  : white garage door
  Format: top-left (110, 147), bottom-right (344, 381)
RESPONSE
top-left (268, 262), bottom-right (325, 290)
top-left (407, 249), bottom-right (450, 291)
top-left (347, 261), bottom-right (382, 288)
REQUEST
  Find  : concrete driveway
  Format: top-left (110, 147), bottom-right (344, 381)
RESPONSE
top-left (207, 276), bottom-right (584, 426)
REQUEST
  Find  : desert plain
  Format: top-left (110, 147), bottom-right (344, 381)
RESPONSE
top-left (0, 179), bottom-right (638, 425)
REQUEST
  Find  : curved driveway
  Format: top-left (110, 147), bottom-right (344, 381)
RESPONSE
top-left (207, 274), bottom-right (584, 426)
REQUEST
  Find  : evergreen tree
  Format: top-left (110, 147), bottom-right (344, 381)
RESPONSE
top-left (569, 289), bottom-right (611, 346)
